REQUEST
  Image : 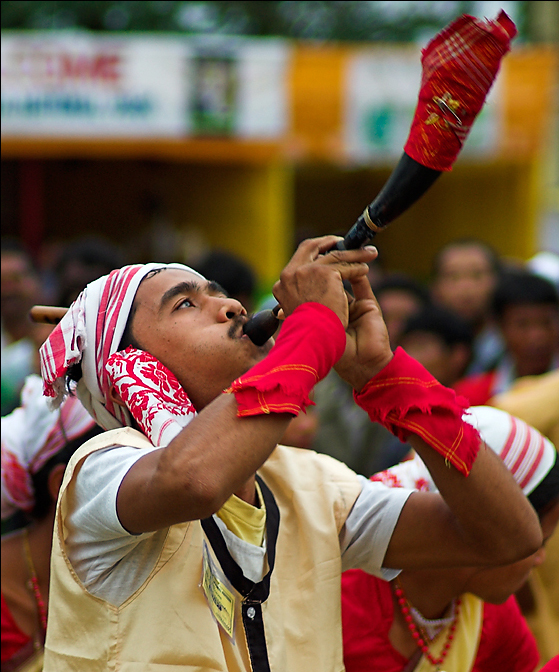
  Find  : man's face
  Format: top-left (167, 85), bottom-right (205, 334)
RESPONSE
top-left (1, 251), bottom-right (40, 322)
top-left (432, 246), bottom-right (497, 324)
top-left (378, 290), bottom-right (423, 348)
top-left (500, 303), bottom-right (559, 376)
top-left (399, 331), bottom-right (455, 387)
top-left (129, 269), bottom-right (272, 410)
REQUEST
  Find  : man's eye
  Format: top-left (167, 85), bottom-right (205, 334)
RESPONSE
top-left (178, 298), bottom-right (195, 309)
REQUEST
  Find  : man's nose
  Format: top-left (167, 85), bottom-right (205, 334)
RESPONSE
top-left (216, 296), bottom-right (247, 321)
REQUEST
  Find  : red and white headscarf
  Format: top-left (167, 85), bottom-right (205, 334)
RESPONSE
top-left (372, 405), bottom-right (556, 497)
top-left (1, 375), bottom-right (97, 518)
top-left (39, 263), bottom-right (204, 442)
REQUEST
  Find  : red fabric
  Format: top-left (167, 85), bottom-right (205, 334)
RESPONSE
top-left (227, 303), bottom-right (346, 417)
top-left (341, 570), bottom-right (539, 672)
top-left (354, 347), bottom-right (481, 476)
top-left (106, 346), bottom-right (197, 447)
top-left (539, 656), bottom-right (559, 672)
top-left (404, 11), bottom-right (516, 171)
top-left (1, 592), bottom-right (31, 663)
top-left (453, 371), bottom-right (497, 406)
top-left (474, 599), bottom-right (540, 672)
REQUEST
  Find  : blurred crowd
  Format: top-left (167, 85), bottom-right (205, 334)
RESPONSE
top-left (1, 232), bottom-right (559, 670)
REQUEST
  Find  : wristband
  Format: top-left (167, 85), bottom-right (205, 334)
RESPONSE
top-left (227, 303), bottom-right (346, 417)
top-left (354, 347), bottom-right (480, 475)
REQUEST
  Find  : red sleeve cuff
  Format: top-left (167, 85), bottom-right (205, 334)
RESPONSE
top-left (227, 302), bottom-right (346, 417)
top-left (354, 347), bottom-right (481, 475)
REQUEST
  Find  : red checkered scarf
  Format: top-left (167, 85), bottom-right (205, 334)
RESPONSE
top-left (404, 10), bottom-right (517, 171)
top-left (39, 263), bottom-right (203, 443)
top-left (1, 375), bottom-right (97, 518)
top-left (372, 405), bottom-right (556, 496)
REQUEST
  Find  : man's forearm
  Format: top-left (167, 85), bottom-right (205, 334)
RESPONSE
top-left (118, 393), bottom-right (292, 533)
top-left (408, 433), bottom-right (542, 563)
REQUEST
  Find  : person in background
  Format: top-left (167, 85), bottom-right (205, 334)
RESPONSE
top-left (192, 248), bottom-right (257, 314)
top-left (366, 303), bottom-right (475, 474)
top-left (311, 272), bottom-right (430, 474)
top-left (454, 270), bottom-right (559, 406)
top-left (1, 375), bottom-right (102, 671)
top-left (1, 239), bottom-right (52, 417)
top-left (53, 235), bottom-right (127, 308)
top-left (342, 405), bottom-right (559, 672)
top-left (375, 273), bottom-right (431, 349)
top-left (430, 238), bottom-right (504, 375)
top-left (399, 304), bottom-right (474, 388)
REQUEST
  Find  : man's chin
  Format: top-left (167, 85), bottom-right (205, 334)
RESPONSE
top-left (260, 337), bottom-right (275, 354)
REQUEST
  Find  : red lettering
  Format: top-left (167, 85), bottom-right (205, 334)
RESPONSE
top-left (58, 52), bottom-right (121, 82)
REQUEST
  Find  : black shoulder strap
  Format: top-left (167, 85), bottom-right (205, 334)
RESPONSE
top-left (201, 475), bottom-right (280, 672)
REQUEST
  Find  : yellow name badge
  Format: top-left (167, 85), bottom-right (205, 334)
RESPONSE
top-left (202, 542), bottom-right (237, 638)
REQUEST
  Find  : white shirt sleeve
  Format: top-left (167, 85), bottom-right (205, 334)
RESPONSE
top-left (340, 475), bottom-right (414, 580)
top-left (65, 444), bottom-right (168, 606)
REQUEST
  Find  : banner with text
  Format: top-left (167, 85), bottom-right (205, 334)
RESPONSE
top-left (1, 33), bottom-right (291, 138)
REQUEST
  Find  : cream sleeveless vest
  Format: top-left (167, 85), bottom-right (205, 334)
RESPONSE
top-left (43, 427), bottom-right (362, 671)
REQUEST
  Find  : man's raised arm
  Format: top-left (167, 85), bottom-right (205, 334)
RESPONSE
top-left (335, 273), bottom-right (542, 569)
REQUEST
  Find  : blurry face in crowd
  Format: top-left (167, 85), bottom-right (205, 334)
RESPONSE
top-left (500, 303), bottom-right (559, 376)
top-left (58, 260), bottom-right (116, 307)
top-left (399, 331), bottom-right (470, 387)
top-left (0, 251), bottom-right (41, 323)
top-left (432, 245), bottom-right (497, 326)
top-left (378, 290), bottom-right (423, 348)
top-left (128, 269), bottom-right (272, 410)
top-left (463, 499), bottom-right (559, 604)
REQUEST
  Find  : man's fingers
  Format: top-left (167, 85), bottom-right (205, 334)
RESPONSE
top-left (349, 273), bottom-right (377, 303)
top-left (289, 236), bottom-right (344, 264)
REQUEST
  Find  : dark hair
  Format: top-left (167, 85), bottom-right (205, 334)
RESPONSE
top-left (1, 236), bottom-right (37, 273)
top-left (492, 271), bottom-right (559, 320)
top-left (29, 423), bottom-right (104, 520)
top-left (528, 453), bottom-right (559, 518)
top-left (401, 304), bottom-right (474, 347)
top-left (375, 273), bottom-right (431, 306)
top-left (55, 236), bottom-right (127, 307)
top-left (431, 238), bottom-right (501, 278)
top-left (193, 250), bottom-right (256, 300)
top-left (55, 236), bottom-right (126, 275)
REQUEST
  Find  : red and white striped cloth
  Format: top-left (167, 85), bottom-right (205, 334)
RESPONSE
top-left (1, 375), bottom-right (97, 518)
top-left (39, 263), bottom-right (203, 437)
top-left (372, 405), bottom-right (556, 497)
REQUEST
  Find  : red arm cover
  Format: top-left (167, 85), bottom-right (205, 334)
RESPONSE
top-left (354, 347), bottom-right (481, 475)
top-left (227, 303), bottom-right (346, 417)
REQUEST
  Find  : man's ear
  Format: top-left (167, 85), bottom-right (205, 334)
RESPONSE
top-left (108, 384), bottom-right (126, 407)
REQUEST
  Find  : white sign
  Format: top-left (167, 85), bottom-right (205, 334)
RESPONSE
top-left (344, 47), bottom-right (503, 164)
top-left (1, 33), bottom-right (291, 139)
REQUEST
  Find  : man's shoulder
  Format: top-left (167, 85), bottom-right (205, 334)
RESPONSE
top-left (66, 427), bottom-right (153, 480)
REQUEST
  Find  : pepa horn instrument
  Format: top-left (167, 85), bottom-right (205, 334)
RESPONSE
top-left (242, 10), bottom-right (517, 346)
top-left (30, 12), bottom-right (516, 340)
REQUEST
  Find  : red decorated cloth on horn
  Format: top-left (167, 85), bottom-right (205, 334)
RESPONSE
top-left (404, 10), bottom-right (517, 172)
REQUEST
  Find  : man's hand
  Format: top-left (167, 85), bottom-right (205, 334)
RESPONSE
top-left (334, 273), bottom-right (393, 391)
top-left (272, 236), bottom-right (377, 329)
